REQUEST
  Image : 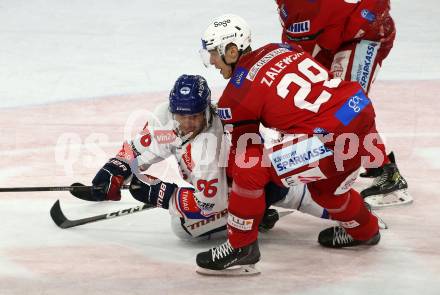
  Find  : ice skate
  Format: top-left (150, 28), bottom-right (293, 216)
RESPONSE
top-left (318, 226), bottom-right (380, 248)
top-left (361, 153), bottom-right (412, 208)
top-left (196, 240), bottom-right (261, 276)
top-left (360, 152), bottom-right (394, 178)
top-left (359, 166), bottom-right (384, 178)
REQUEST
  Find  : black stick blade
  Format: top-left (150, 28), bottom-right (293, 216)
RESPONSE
top-left (50, 199), bottom-right (155, 229)
top-left (50, 200), bottom-right (70, 228)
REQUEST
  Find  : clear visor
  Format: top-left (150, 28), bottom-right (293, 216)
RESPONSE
top-left (199, 48), bottom-right (212, 68)
top-left (200, 38), bottom-right (223, 68)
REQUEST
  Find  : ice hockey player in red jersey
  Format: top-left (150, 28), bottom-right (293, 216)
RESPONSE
top-left (275, 0), bottom-right (395, 92)
top-left (195, 13), bottom-right (395, 275)
top-left (274, 0), bottom-right (410, 206)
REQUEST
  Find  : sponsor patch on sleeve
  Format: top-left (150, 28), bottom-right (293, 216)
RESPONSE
top-left (231, 67), bottom-right (248, 88)
top-left (153, 130), bottom-right (176, 144)
top-left (217, 107), bottom-right (232, 120)
top-left (334, 90), bottom-right (371, 126)
top-left (361, 9), bottom-right (376, 23)
top-left (287, 20), bottom-right (311, 34)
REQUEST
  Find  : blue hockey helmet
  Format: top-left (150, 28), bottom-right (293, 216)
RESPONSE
top-left (169, 74), bottom-right (211, 115)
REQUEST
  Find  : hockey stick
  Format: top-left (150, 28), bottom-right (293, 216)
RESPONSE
top-left (0, 185), bottom-right (95, 192)
top-left (0, 184), bottom-right (129, 193)
top-left (0, 183), bottom-right (130, 201)
top-left (50, 199), bottom-right (154, 229)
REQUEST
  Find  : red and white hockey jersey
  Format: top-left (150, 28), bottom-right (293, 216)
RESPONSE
top-left (217, 43), bottom-right (375, 141)
top-left (275, 0), bottom-right (396, 68)
top-left (117, 102), bottom-right (229, 218)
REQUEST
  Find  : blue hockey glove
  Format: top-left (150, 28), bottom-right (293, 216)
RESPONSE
top-left (129, 174), bottom-right (177, 209)
top-left (91, 158), bottom-right (132, 201)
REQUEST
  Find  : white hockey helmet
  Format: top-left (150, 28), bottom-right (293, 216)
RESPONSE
top-left (200, 14), bottom-right (251, 66)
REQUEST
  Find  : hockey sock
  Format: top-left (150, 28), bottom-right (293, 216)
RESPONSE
top-left (330, 189), bottom-right (379, 240)
top-left (227, 190), bottom-right (266, 249)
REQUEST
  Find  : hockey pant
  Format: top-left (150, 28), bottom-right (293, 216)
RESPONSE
top-left (168, 181), bottom-right (327, 241)
top-left (265, 182), bottom-right (328, 219)
top-left (227, 116), bottom-right (387, 246)
top-left (273, 135), bottom-right (379, 240)
top-left (168, 188), bottom-right (228, 241)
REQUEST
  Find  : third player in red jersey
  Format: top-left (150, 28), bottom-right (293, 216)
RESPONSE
top-left (274, 0), bottom-right (410, 205)
top-left (275, 0), bottom-right (396, 92)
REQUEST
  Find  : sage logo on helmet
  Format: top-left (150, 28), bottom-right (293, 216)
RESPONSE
top-left (214, 19), bottom-right (231, 27)
top-left (169, 75), bottom-right (211, 115)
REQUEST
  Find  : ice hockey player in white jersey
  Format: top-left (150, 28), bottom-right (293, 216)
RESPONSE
top-left (88, 74), bottom-right (329, 240)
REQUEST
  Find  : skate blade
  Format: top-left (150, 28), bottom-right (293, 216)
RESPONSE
top-left (371, 211), bottom-right (388, 230)
top-left (365, 189), bottom-right (413, 209)
top-left (196, 264), bottom-right (260, 276)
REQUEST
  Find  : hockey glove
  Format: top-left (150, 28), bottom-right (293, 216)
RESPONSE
top-left (129, 174), bottom-right (177, 209)
top-left (91, 158), bottom-right (132, 201)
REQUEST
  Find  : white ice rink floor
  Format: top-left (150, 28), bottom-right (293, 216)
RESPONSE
top-left (1, 1), bottom-right (440, 294)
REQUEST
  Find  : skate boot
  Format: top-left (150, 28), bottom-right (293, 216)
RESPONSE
top-left (318, 226), bottom-right (380, 248)
top-left (361, 157), bottom-right (412, 208)
top-left (359, 152), bottom-right (396, 178)
top-left (361, 161), bottom-right (408, 198)
top-left (196, 240), bottom-right (261, 276)
top-left (259, 208), bottom-right (280, 232)
top-left (359, 167), bottom-right (384, 178)
top-left (360, 152), bottom-right (395, 178)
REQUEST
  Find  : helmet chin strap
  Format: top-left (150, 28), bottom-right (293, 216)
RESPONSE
top-left (218, 43), bottom-right (243, 75)
top-left (221, 50), bottom-right (242, 74)
top-left (171, 118), bottom-right (193, 146)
